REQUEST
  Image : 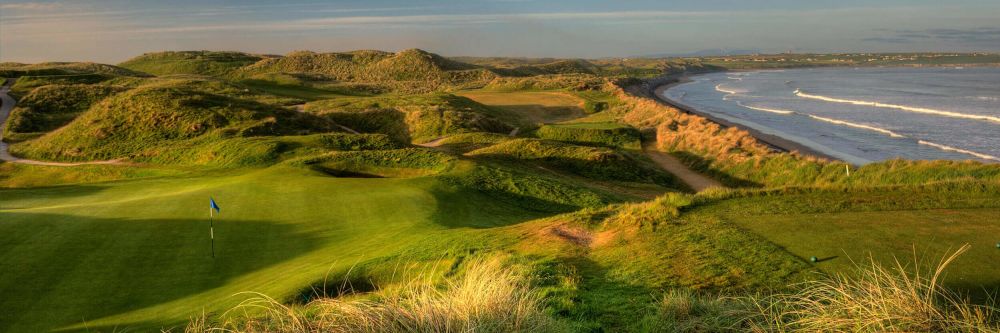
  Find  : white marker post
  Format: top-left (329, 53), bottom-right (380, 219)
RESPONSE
top-left (845, 164), bottom-right (851, 177)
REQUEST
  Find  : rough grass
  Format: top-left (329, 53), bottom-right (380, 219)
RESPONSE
top-left (185, 257), bottom-right (568, 333)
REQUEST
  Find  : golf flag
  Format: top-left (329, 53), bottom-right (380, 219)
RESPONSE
top-left (210, 198), bottom-right (220, 217)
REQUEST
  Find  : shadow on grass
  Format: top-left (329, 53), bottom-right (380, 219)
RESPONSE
top-left (0, 185), bottom-right (110, 209)
top-left (671, 151), bottom-right (762, 188)
top-left (0, 212), bottom-right (322, 333)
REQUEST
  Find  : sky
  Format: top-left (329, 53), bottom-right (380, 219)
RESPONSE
top-left (2, 0), bottom-right (1000, 63)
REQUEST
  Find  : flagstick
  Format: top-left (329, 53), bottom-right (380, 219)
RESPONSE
top-left (210, 207), bottom-right (215, 259)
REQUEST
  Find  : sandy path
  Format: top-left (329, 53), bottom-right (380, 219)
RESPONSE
top-left (0, 79), bottom-right (121, 166)
top-left (641, 139), bottom-right (722, 192)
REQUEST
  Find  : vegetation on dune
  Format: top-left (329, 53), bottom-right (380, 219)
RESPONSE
top-left (305, 93), bottom-right (514, 143)
top-left (468, 138), bottom-right (678, 186)
top-left (187, 257), bottom-right (568, 333)
top-left (535, 122), bottom-right (642, 149)
top-left (236, 49), bottom-right (495, 93)
top-left (480, 74), bottom-right (607, 92)
top-left (443, 164), bottom-right (611, 212)
top-left (118, 50), bottom-right (264, 76)
top-left (145, 133), bottom-right (400, 167)
top-left (3, 84), bottom-right (123, 140)
top-left (11, 85), bottom-right (336, 161)
top-left (295, 148), bottom-right (456, 178)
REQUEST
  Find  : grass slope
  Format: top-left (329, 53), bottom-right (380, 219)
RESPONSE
top-left (0, 167), bottom-right (547, 332)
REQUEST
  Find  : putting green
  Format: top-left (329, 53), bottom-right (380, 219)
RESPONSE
top-left (0, 167), bottom-right (543, 332)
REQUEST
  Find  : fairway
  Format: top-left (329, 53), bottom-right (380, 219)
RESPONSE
top-left (457, 91), bottom-right (586, 124)
top-left (731, 208), bottom-right (1000, 294)
top-left (0, 167), bottom-right (543, 332)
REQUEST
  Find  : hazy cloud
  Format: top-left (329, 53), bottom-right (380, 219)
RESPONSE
top-left (0, 2), bottom-right (61, 10)
top-left (866, 27), bottom-right (1000, 45)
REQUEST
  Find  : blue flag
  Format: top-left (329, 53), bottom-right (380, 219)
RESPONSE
top-left (210, 198), bottom-right (220, 213)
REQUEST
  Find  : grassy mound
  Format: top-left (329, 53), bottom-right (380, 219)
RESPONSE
top-left (305, 93), bottom-right (514, 143)
top-left (535, 122), bottom-right (642, 149)
top-left (238, 49), bottom-right (494, 93)
top-left (468, 138), bottom-right (677, 186)
top-left (3, 84), bottom-right (123, 140)
top-left (118, 51), bottom-right (263, 76)
top-left (297, 148), bottom-right (456, 178)
top-left (11, 85), bottom-right (335, 161)
top-left (146, 133), bottom-right (400, 167)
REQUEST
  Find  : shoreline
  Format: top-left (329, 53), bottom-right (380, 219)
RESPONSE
top-left (648, 76), bottom-right (842, 162)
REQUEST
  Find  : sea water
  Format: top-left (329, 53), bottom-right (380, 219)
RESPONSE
top-left (662, 67), bottom-right (1000, 164)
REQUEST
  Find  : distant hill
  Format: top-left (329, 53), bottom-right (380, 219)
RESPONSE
top-left (0, 62), bottom-right (147, 78)
top-left (118, 51), bottom-right (265, 76)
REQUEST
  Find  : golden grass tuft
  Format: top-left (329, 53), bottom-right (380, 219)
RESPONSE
top-left (183, 257), bottom-right (566, 333)
top-left (742, 245), bottom-right (1000, 332)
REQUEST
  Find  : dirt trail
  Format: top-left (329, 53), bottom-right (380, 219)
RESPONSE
top-left (0, 79), bottom-right (122, 166)
top-left (641, 139), bottom-right (722, 192)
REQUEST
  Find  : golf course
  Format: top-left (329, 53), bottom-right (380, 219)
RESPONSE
top-left (1, 49), bottom-right (999, 332)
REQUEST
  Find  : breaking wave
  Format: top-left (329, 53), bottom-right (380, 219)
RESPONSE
top-left (806, 115), bottom-right (904, 138)
top-left (794, 89), bottom-right (1000, 123)
top-left (916, 140), bottom-right (999, 161)
top-left (714, 84), bottom-right (740, 95)
top-left (736, 101), bottom-right (795, 114)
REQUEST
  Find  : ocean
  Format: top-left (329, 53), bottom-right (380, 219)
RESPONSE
top-left (661, 67), bottom-right (1000, 165)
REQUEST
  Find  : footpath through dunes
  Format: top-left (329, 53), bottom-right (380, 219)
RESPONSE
top-left (0, 79), bottom-right (121, 166)
top-left (641, 139), bottom-right (722, 192)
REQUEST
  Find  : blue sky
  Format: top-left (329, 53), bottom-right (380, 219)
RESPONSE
top-left (2, 0), bottom-right (999, 63)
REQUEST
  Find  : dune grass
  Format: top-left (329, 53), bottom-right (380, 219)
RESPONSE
top-left (185, 257), bottom-right (568, 333)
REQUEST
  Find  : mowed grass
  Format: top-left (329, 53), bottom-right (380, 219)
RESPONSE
top-left (0, 166), bottom-right (544, 332)
top-left (457, 91), bottom-right (585, 124)
top-left (730, 208), bottom-right (1000, 295)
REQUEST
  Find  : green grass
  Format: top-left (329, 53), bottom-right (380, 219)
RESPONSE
top-left (731, 209), bottom-right (1000, 294)
top-left (695, 186), bottom-right (1000, 298)
top-left (0, 166), bottom-right (549, 332)
top-left (535, 122), bottom-right (641, 149)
